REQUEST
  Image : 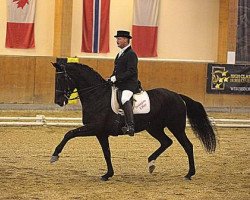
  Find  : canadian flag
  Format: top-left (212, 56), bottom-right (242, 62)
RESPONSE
top-left (5, 0), bottom-right (36, 49)
top-left (132, 0), bottom-right (160, 57)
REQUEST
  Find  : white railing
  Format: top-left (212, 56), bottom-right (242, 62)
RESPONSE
top-left (0, 115), bottom-right (249, 128)
top-left (0, 115), bottom-right (83, 127)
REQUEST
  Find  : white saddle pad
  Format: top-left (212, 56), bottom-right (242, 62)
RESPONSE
top-left (111, 86), bottom-right (150, 115)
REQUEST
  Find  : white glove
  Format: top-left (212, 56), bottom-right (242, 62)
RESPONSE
top-left (110, 76), bottom-right (116, 83)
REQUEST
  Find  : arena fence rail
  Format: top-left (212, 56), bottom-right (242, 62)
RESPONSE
top-left (0, 115), bottom-right (250, 128)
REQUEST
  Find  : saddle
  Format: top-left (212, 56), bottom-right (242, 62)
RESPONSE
top-left (111, 86), bottom-right (150, 115)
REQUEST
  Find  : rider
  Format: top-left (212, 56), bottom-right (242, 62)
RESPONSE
top-left (109, 30), bottom-right (140, 136)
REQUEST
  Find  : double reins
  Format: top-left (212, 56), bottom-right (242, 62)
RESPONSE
top-left (56, 70), bottom-right (110, 101)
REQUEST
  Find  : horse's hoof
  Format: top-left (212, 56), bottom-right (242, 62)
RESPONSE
top-left (100, 175), bottom-right (109, 181)
top-left (50, 155), bottom-right (59, 163)
top-left (184, 175), bottom-right (192, 180)
top-left (148, 160), bottom-right (156, 174)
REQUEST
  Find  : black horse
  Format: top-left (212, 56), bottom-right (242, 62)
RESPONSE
top-left (50, 62), bottom-right (217, 181)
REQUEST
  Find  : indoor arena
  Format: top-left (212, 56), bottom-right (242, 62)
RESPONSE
top-left (0, 0), bottom-right (249, 200)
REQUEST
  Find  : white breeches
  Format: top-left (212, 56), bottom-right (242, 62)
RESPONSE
top-left (121, 90), bottom-right (133, 105)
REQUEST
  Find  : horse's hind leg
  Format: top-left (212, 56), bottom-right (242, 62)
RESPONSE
top-left (168, 125), bottom-right (195, 180)
top-left (146, 124), bottom-right (173, 174)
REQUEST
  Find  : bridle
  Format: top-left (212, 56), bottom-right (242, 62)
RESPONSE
top-left (56, 68), bottom-right (110, 101)
top-left (55, 70), bottom-right (77, 100)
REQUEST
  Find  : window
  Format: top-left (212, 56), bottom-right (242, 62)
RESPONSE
top-left (236, 0), bottom-right (250, 64)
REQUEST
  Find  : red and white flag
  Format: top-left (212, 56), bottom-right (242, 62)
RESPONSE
top-left (5, 0), bottom-right (36, 49)
top-left (132, 0), bottom-right (160, 57)
top-left (81, 0), bottom-right (110, 53)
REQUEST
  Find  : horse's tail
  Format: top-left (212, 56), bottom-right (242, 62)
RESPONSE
top-left (180, 94), bottom-right (217, 153)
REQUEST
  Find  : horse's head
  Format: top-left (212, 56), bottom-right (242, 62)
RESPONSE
top-left (52, 62), bottom-right (107, 107)
top-left (52, 62), bottom-right (77, 106)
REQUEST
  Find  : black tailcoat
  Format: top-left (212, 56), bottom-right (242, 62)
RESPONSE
top-left (111, 46), bottom-right (139, 93)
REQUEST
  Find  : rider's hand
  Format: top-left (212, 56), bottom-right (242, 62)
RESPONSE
top-left (110, 76), bottom-right (116, 83)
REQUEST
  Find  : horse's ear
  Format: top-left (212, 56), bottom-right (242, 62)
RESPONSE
top-left (51, 62), bottom-right (57, 68)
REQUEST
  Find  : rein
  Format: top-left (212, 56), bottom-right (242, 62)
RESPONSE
top-left (70, 82), bottom-right (110, 100)
top-left (56, 71), bottom-right (110, 101)
top-left (78, 82), bottom-right (110, 94)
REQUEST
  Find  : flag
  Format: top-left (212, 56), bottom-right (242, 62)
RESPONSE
top-left (5, 0), bottom-right (36, 49)
top-left (81, 0), bottom-right (110, 53)
top-left (132, 0), bottom-right (160, 57)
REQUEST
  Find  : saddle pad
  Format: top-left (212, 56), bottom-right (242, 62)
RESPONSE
top-left (111, 87), bottom-right (150, 115)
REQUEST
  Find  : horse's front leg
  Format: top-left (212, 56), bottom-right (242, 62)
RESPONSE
top-left (50, 125), bottom-right (96, 163)
top-left (96, 135), bottom-right (114, 181)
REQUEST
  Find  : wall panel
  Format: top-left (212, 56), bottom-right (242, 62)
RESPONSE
top-left (138, 62), bottom-right (206, 100)
top-left (34, 57), bottom-right (56, 103)
top-left (0, 56), bottom-right (249, 108)
top-left (0, 56), bottom-right (36, 103)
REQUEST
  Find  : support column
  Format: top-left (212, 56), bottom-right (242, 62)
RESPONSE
top-left (53, 0), bottom-right (73, 57)
top-left (217, 0), bottom-right (238, 63)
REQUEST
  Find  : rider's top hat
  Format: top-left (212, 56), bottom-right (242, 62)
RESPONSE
top-left (114, 30), bottom-right (132, 39)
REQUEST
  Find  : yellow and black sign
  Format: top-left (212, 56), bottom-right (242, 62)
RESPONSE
top-left (206, 63), bottom-right (250, 95)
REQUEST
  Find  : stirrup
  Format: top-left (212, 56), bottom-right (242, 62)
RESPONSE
top-left (122, 125), bottom-right (135, 136)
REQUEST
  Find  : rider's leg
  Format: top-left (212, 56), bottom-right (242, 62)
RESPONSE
top-left (121, 90), bottom-right (134, 136)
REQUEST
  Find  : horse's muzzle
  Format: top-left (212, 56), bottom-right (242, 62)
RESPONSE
top-left (55, 97), bottom-right (68, 107)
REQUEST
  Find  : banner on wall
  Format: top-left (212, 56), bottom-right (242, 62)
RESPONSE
top-left (81, 0), bottom-right (110, 53)
top-left (5, 0), bottom-right (36, 49)
top-left (206, 63), bottom-right (250, 95)
top-left (132, 0), bottom-right (160, 57)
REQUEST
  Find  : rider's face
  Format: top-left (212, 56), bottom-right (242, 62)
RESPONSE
top-left (116, 37), bottom-right (129, 49)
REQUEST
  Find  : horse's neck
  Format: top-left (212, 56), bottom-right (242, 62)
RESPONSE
top-left (78, 85), bottom-right (111, 124)
top-left (78, 85), bottom-right (111, 109)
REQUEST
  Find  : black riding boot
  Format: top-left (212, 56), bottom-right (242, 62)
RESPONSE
top-left (121, 101), bottom-right (135, 136)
